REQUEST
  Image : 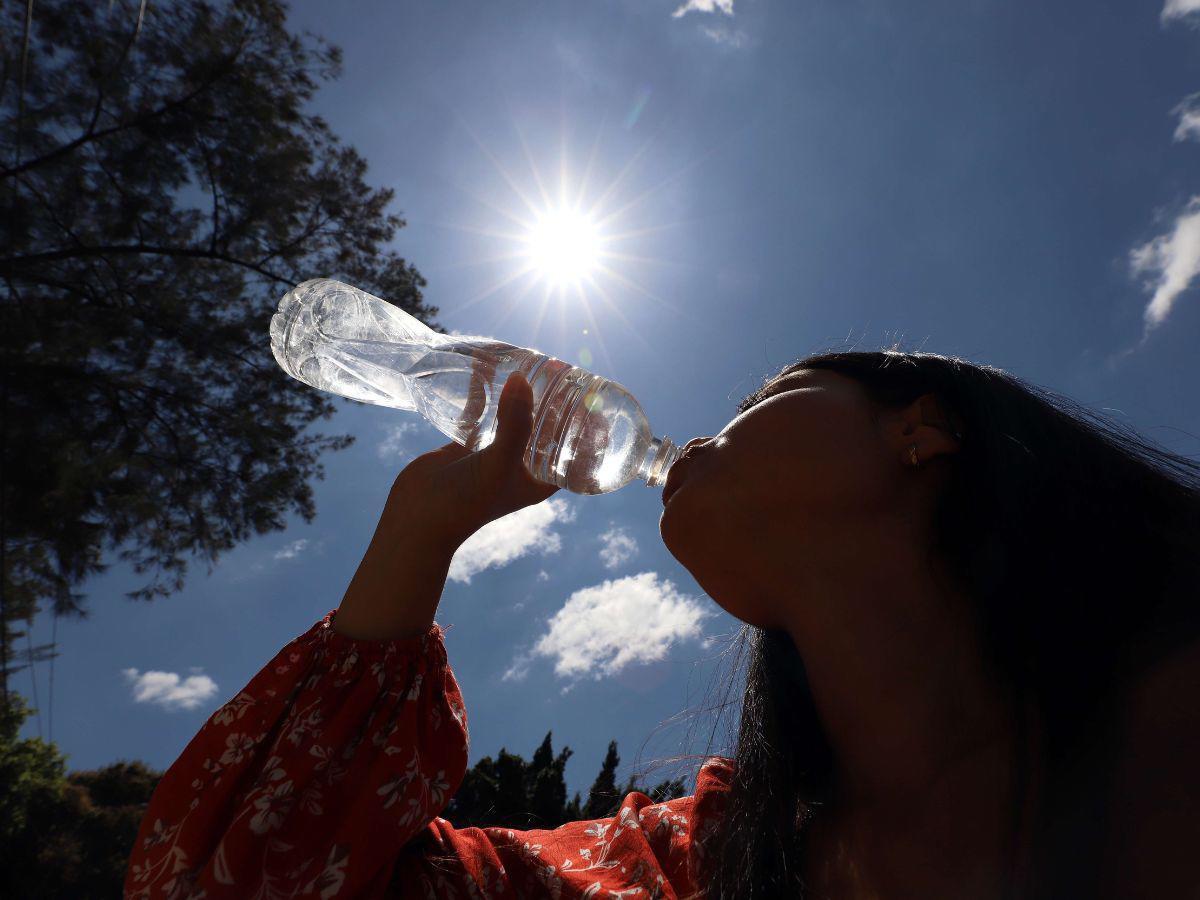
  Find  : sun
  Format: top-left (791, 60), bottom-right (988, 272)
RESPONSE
top-left (523, 206), bottom-right (602, 288)
top-left (444, 114), bottom-right (693, 373)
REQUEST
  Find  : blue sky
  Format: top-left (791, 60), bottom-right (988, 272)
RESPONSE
top-left (19, 0), bottom-right (1200, 801)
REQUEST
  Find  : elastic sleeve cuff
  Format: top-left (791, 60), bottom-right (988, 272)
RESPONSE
top-left (304, 608), bottom-right (450, 671)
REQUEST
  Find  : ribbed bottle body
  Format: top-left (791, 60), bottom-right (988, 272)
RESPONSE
top-left (271, 279), bottom-right (680, 494)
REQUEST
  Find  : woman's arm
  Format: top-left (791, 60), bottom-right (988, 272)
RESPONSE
top-left (124, 613), bottom-right (468, 900)
top-left (333, 477), bottom-right (461, 640)
top-left (125, 372), bottom-right (560, 898)
top-left (335, 370), bottom-right (558, 641)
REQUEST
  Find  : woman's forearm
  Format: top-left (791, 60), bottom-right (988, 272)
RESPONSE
top-left (334, 487), bottom-right (461, 640)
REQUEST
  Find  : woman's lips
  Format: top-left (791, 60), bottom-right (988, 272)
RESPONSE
top-left (661, 457), bottom-right (693, 506)
top-left (662, 480), bottom-right (680, 506)
top-left (663, 440), bottom-right (712, 505)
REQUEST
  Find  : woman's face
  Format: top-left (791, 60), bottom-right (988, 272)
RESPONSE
top-left (659, 367), bottom-right (930, 629)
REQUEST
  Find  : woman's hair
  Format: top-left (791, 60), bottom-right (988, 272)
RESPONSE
top-left (686, 347), bottom-right (1200, 899)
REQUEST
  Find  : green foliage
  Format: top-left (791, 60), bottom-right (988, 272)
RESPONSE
top-left (0, 694), bottom-right (69, 844)
top-left (443, 731), bottom-right (688, 829)
top-left (0, 0), bottom-right (443, 687)
top-left (0, 696), bottom-right (162, 899)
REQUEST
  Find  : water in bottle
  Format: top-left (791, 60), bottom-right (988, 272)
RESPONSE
top-left (270, 279), bottom-right (682, 495)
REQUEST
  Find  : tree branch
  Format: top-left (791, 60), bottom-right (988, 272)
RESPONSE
top-left (255, 206), bottom-right (332, 268)
top-left (1, 244), bottom-right (290, 283)
top-left (0, 35), bottom-right (247, 182)
top-left (198, 138), bottom-right (222, 253)
top-left (76, 0), bottom-right (149, 167)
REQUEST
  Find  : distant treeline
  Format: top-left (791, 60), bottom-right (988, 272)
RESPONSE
top-left (444, 731), bottom-right (687, 830)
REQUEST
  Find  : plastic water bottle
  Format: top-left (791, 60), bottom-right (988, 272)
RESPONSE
top-left (270, 278), bottom-right (682, 495)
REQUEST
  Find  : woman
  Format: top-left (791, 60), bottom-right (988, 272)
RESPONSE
top-left (125, 350), bottom-right (1200, 899)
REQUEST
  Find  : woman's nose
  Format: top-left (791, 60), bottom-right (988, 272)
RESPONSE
top-left (681, 437), bottom-right (713, 455)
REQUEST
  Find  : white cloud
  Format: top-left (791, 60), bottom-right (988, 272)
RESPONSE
top-left (1162, 0), bottom-right (1200, 23)
top-left (1130, 196), bottom-right (1200, 331)
top-left (224, 536), bottom-right (325, 583)
top-left (273, 538), bottom-right (309, 561)
top-left (701, 24), bottom-right (750, 48)
top-left (597, 525), bottom-right (638, 570)
top-left (502, 572), bottom-right (715, 684)
top-left (554, 39), bottom-right (615, 92)
top-left (376, 421), bottom-right (421, 461)
top-left (503, 657), bottom-right (531, 682)
top-left (673, 0), bottom-right (734, 17)
top-left (448, 498), bottom-right (577, 584)
top-left (502, 654), bottom-right (534, 682)
top-left (1173, 94), bottom-right (1200, 142)
top-left (537, 569), bottom-right (550, 582)
top-left (123, 668), bottom-right (219, 712)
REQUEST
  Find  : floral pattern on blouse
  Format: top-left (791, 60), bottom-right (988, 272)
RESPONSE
top-left (125, 610), bottom-right (734, 899)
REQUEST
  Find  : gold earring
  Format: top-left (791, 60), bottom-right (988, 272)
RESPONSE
top-left (908, 444), bottom-right (920, 468)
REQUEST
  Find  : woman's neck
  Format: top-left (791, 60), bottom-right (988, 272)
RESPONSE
top-left (804, 731), bottom-right (1029, 900)
top-left (780, 545), bottom-right (1013, 802)
top-left (777, 533), bottom-right (1032, 897)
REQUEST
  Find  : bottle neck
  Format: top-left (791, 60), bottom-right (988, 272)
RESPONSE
top-left (638, 436), bottom-right (682, 487)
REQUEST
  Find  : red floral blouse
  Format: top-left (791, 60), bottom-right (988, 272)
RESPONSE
top-left (125, 610), bottom-right (734, 899)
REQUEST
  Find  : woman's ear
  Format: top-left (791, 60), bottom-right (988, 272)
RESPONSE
top-left (887, 393), bottom-right (963, 465)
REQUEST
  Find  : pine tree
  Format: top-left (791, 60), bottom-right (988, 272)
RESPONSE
top-left (528, 731), bottom-right (573, 828)
top-left (582, 740), bottom-right (622, 820)
top-left (564, 790), bottom-right (583, 821)
top-left (442, 733), bottom-right (690, 829)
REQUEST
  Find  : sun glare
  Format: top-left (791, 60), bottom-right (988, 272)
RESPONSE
top-left (524, 206), bottom-right (602, 287)
top-left (445, 114), bottom-right (693, 373)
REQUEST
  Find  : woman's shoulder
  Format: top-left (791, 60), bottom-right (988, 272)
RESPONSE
top-left (698, 755), bottom-right (736, 780)
top-left (694, 756), bottom-right (735, 804)
top-left (398, 755), bottom-right (738, 897)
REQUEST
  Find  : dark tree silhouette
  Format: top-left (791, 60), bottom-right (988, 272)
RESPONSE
top-left (0, 0), bottom-right (442, 693)
top-left (583, 739), bottom-right (623, 820)
top-left (644, 775), bottom-right (688, 805)
top-left (0, 697), bottom-right (162, 898)
top-left (528, 731), bottom-right (574, 826)
top-left (444, 732), bottom-right (687, 830)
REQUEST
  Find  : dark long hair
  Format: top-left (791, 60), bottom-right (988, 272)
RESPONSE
top-left (689, 348), bottom-right (1200, 899)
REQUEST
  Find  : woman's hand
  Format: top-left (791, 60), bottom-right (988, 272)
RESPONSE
top-left (335, 371), bottom-right (559, 640)
top-left (387, 370), bottom-right (560, 550)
